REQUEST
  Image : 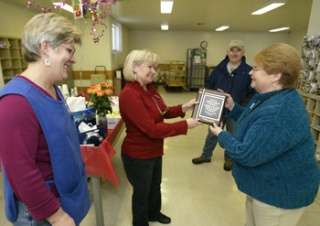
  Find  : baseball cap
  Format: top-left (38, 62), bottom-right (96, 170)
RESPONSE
top-left (228, 40), bottom-right (244, 50)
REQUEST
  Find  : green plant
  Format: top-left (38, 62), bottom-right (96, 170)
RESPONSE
top-left (87, 82), bottom-right (113, 117)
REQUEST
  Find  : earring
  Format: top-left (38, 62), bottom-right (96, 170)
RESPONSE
top-left (45, 58), bottom-right (51, 67)
top-left (134, 73), bottom-right (137, 80)
top-left (272, 84), bottom-right (276, 90)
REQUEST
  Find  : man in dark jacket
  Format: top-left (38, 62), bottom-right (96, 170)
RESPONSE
top-left (192, 40), bottom-right (255, 171)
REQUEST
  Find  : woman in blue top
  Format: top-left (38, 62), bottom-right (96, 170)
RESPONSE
top-left (210, 43), bottom-right (320, 226)
top-left (0, 13), bottom-right (89, 226)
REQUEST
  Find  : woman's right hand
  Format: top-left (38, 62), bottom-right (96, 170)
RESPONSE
top-left (224, 93), bottom-right (235, 111)
top-left (47, 207), bottom-right (75, 226)
top-left (186, 118), bottom-right (203, 129)
top-left (216, 89), bottom-right (235, 111)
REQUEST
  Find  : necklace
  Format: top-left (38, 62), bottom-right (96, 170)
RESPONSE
top-left (143, 86), bottom-right (169, 116)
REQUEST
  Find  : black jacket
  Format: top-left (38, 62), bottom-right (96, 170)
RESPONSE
top-left (206, 55), bottom-right (255, 105)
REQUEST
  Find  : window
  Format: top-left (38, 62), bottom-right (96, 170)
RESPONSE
top-left (112, 23), bottom-right (122, 52)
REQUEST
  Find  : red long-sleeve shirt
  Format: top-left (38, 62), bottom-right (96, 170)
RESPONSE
top-left (119, 82), bottom-right (188, 159)
top-left (0, 76), bottom-right (60, 221)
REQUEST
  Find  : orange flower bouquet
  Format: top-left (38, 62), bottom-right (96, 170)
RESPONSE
top-left (87, 82), bottom-right (113, 117)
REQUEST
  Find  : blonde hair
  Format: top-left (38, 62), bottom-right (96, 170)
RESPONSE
top-left (22, 13), bottom-right (82, 62)
top-left (254, 43), bottom-right (301, 89)
top-left (123, 49), bottom-right (159, 82)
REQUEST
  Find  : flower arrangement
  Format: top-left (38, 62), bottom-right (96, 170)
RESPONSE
top-left (87, 82), bottom-right (113, 117)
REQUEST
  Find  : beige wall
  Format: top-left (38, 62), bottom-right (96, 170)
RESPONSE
top-left (0, 1), bottom-right (36, 37)
top-left (0, 1), bottom-right (310, 72)
top-left (0, 1), bottom-right (121, 71)
top-left (307, 0), bottom-right (320, 35)
top-left (128, 30), bottom-right (304, 66)
top-left (72, 19), bottom-right (112, 71)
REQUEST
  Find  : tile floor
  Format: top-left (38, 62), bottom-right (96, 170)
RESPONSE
top-left (0, 86), bottom-right (319, 226)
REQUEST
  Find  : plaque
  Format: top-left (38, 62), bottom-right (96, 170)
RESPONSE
top-left (192, 88), bottom-right (226, 125)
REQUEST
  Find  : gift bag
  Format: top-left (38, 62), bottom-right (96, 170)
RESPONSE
top-left (72, 106), bottom-right (96, 128)
top-left (78, 125), bottom-right (106, 146)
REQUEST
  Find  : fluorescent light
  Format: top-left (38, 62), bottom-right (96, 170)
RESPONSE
top-left (53, 2), bottom-right (73, 13)
top-left (161, 0), bottom-right (174, 14)
top-left (161, 24), bottom-right (169, 30)
top-left (252, 3), bottom-right (284, 15)
top-left (215, 25), bottom-right (229, 31)
top-left (269, 26), bottom-right (290, 32)
top-left (251, 0), bottom-right (287, 15)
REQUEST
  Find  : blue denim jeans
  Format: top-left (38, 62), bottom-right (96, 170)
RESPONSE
top-left (202, 116), bottom-right (235, 161)
top-left (11, 200), bottom-right (51, 226)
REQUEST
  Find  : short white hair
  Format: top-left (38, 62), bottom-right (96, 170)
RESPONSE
top-left (123, 49), bottom-right (159, 82)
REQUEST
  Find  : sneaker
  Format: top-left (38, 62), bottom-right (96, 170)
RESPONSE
top-left (192, 155), bottom-right (211, 164)
top-left (223, 160), bottom-right (233, 171)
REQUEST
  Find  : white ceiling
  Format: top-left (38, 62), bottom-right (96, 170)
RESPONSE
top-left (3, 0), bottom-right (313, 33)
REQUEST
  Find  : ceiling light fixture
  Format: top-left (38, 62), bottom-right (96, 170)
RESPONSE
top-left (215, 25), bottom-right (229, 31)
top-left (269, 26), bottom-right (290, 32)
top-left (161, 0), bottom-right (174, 14)
top-left (251, 0), bottom-right (287, 15)
top-left (52, 2), bottom-right (73, 13)
top-left (161, 24), bottom-right (169, 30)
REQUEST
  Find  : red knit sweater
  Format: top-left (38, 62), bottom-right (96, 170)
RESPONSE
top-left (119, 82), bottom-right (188, 159)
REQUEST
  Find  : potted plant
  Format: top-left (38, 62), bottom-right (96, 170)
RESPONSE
top-left (87, 82), bottom-right (113, 129)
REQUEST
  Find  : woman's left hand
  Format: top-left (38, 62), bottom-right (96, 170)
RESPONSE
top-left (182, 98), bottom-right (198, 112)
top-left (209, 122), bottom-right (223, 136)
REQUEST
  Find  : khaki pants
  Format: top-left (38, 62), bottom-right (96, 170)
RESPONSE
top-left (245, 196), bottom-right (305, 226)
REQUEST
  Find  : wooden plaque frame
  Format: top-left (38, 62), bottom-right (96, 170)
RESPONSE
top-left (192, 88), bottom-right (226, 125)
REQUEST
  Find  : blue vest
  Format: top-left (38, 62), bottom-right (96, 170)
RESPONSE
top-left (0, 77), bottom-right (90, 224)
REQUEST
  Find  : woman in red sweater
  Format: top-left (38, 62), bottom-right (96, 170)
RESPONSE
top-left (119, 49), bottom-right (202, 226)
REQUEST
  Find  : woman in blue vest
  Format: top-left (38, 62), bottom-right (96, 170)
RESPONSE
top-left (0, 13), bottom-right (90, 226)
top-left (210, 43), bottom-right (320, 226)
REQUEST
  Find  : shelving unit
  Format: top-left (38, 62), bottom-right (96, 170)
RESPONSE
top-left (303, 94), bottom-right (320, 145)
top-left (186, 48), bottom-right (207, 90)
top-left (297, 35), bottom-right (320, 150)
top-left (0, 37), bottom-right (26, 89)
top-left (162, 60), bottom-right (186, 89)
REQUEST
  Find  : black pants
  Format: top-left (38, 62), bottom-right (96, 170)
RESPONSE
top-left (121, 152), bottom-right (162, 226)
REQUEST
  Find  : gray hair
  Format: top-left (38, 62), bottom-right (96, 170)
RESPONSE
top-left (22, 13), bottom-right (82, 62)
top-left (123, 49), bottom-right (159, 82)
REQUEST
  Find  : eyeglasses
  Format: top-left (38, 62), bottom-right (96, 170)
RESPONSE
top-left (60, 45), bottom-right (76, 56)
top-left (151, 94), bottom-right (169, 116)
top-left (252, 66), bottom-right (264, 73)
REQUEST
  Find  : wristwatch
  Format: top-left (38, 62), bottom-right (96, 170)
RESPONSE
top-left (200, 41), bottom-right (208, 49)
